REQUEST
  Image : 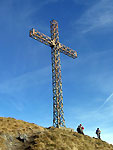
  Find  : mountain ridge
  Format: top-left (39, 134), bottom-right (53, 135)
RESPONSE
top-left (0, 117), bottom-right (113, 150)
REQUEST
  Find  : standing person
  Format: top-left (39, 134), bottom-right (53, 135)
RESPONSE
top-left (77, 124), bottom-right (84, 135)
top-left (96, 128), bottom-right (101, 139)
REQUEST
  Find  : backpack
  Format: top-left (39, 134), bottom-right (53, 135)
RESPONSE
top-left (96, 129), bottom-right (100, 134)
top-left (77, 127), bottom-right (80, 133)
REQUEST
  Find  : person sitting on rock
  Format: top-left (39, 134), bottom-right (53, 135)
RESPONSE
top-left (77, 124), bottom-right (84, 135)
top-left (96, 128), bottom-right (101, 139)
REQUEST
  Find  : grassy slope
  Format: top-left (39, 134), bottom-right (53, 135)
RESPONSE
top-left (0, 117), bottom-right (113, 150)
top-left (30, 127), bottom-right (113, 150)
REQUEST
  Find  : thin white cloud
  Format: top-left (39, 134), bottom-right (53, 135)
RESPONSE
top-left (75, 0), bottom-right (113, 34)
top-left (20, 0), bottom-right (61, 19)
top-left (0, 65), bottom-right (51, 113)
top-left (67, 99), bottom-right (113, 144)
top-left (97, 92), bottom-right (113, 111)
top-left (8, 98), bottom-right (26, 112)
top-left (0, 0), bottom-right (61, 29)
top-left (73, 0), bottom-right (96, 5)
top-left (0, 66), bottom-right (50, 94)
top-left (63, 48), bottom-right (113, 94)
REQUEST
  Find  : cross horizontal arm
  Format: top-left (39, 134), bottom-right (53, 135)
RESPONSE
top-left (58, 43), bottom-right (77, 59)
top-left (29, 28), bottom-right (51, 46)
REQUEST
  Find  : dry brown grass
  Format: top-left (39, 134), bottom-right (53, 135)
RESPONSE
top-left (0, 117), bottom-right (113, 150)
top-left (29, 127), bottom-right (113, 150)
top-left (0, 117), bottom-right (44, 149)
top-left (0, 117), bottom-right (44, 135)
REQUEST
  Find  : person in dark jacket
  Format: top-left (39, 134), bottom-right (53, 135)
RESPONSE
top-left (96, 128), bottom-right (101, 139)
top-left (77, 124), bottom-right (84, 135)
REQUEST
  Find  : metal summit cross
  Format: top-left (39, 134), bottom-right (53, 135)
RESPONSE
top-left (29, 20), bottom-right (77, 128)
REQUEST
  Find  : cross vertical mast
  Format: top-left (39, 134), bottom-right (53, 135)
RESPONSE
top-left (50, 20), bottom-right (65, 127)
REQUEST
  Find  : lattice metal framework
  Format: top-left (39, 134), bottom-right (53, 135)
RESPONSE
top-left (29, 20), bottom-right (77, 128)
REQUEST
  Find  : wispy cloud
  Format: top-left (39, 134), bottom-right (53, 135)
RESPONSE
top-left (75, 0), bottom-right (113, 34)
top-left (73, 0), bottom-right (97, 6)
top-left (63, 48), bottom-right (113, 94)
top-left (0, 0), bottom-right (61, 30)
top-left (0, 66), bottom-right (50, 94)
top-left (97, 92), bottom-right (113, 111)
top-left (8, 98), bottom-right (26, 112)
top-left (67, 97), bottom-right (113, 143)
top-left (0, 66), bottom-right (51, 112)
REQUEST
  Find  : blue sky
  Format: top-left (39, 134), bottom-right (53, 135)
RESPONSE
top-left (0, 0), bottom-right (113, 144)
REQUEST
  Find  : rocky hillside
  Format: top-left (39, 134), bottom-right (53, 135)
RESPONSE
top-left (0, 117), bottom-right (113, 150)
